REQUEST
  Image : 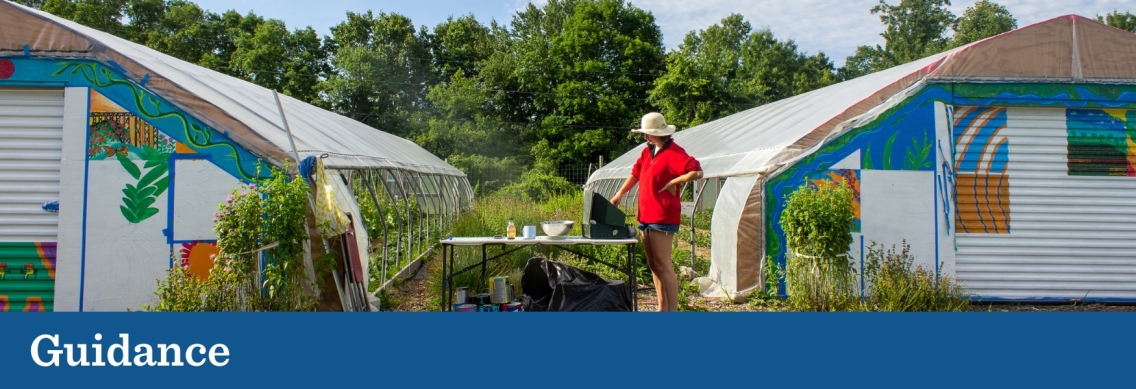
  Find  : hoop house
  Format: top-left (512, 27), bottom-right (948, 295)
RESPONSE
top-left (588, 15), bottom-right (1136, 302)
top-left (0, 1), bottom-right (472, 311)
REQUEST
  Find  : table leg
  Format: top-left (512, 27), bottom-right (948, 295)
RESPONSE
top-left (480, 245), bottom-right (487, 290)
top-left (629, 243), bottom-right (637, 312)
top-left (442, 245), bottom-right (449, 311)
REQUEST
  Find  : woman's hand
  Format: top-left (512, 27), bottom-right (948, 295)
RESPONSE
top-left (611, 192), bottom-right (624, 206)
top-left (658, 181), bottom-right (678, 195)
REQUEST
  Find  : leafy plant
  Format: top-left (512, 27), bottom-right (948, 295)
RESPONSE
top-left (147, 164), bottom-right (315, 311)
top-left (864, 240), bottom-right (970, 312)
top-left (779, 180), bottom-right (859, 311)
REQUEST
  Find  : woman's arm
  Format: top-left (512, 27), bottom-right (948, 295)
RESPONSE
top-left (659, 170), bottom-right (704, 195)
top-left (609, 175), bottom-right (639, 207)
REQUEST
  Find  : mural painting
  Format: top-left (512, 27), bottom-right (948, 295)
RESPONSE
top-left (179, 241), bottom-right (220, 281)
top-left (953, 106), bottom-right (1010, 234)
top-left (764, 89), bottom-right (940, 266)
top-left (1067, 108), bottom-right (1136, 176)
top-left (89, 90), bottom-right (176, 223)
top-left (0, 242), bottom-right (57, 312)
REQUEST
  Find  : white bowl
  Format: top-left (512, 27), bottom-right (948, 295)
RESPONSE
top-left (540, 220), bottom-right (575, 236)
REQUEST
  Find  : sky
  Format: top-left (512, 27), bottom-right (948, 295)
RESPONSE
top-left (188, 0), bottom-right (1134, 66)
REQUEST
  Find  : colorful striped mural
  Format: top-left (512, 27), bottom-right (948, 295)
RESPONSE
top-left (765, 83), bottom-right (1136, 274)
top-left (954, 106), bottom-right (1010, 234)
top-left (0, 242), bottom-right (57, 312)
top-left (1067, 108), bottom-right (1136, 176)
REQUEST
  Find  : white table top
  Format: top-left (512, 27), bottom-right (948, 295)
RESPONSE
top-left (440, 236), bottom-right (638, 246)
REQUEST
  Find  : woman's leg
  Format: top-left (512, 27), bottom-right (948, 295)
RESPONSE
top-left (645, 229), bottom-right (679, 312)
top-left (641, 229), bottom-right (662, 311)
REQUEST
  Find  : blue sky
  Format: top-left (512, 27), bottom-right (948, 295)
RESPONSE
top-left (188, 0), bottom-right (1134, 66)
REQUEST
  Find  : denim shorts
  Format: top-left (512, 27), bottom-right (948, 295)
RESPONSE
top-left (638, 223), bottom-right (680, 234)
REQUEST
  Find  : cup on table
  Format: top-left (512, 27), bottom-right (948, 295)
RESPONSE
top-left (522, 225), bottom-right (537, 239)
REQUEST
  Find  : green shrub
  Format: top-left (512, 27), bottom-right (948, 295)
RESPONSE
top-left (779, 181), bottom-right (859, 311)
top-left (146, 165), bottom-right (315, 311)
top-left (864, 240), bottom-right (970, 312)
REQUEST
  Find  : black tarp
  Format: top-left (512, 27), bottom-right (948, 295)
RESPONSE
top-left (520, 257), bottom-right (631, 312)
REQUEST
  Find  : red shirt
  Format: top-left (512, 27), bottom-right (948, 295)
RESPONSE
top-left (631, 140), bottom-right (701, 225)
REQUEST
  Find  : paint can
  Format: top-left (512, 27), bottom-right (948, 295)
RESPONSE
top-left (503, 302), bottom-right (522, 312)
top-left (455, 287), bottom-right (469, 304)
top-left (454, 303), bottom-right (476, 312)
top-left (489, 276), bottom-right (509, 304)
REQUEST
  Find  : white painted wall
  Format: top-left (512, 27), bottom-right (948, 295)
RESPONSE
top-left (81, 161), bottom-right (171, 311)
top-left (860, 170), bottom-right (938, 274)
top-left (172, 159), bottom-right (243, 241)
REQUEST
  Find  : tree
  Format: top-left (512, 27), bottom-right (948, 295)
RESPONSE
top-left (429, 15), bottom-right (493, 78)
top-left (649, 14), bottom-right (835, 128)
top-left (1098, 10), bottom-right (1136, 33)
top-left (951, 0), bottom-right (1016, 47)
top-left (38, 0), bottom-right (130, 37)
top-left (536, 0), bottom-right (665, 166)
top-left (319, 11), bottom-right (433, 137)
top-left (840, 0), bottom-right (956, 80)
top-left (229, 21), bottom-right (328, 104)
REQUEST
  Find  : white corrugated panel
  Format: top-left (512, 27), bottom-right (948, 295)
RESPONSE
top-left (0, 88), bottom-right (64, 242)
top-left (955, 106), bottom-right (1136, 300)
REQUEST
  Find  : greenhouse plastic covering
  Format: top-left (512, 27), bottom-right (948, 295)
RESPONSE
top-left (0, 1), bottom-right (465, 177)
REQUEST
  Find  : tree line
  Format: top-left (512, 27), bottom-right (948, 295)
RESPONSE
top-left (15, 0), bottom-right (1136, 195)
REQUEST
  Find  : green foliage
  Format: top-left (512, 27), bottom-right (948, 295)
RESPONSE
top-left (1098, 10), bottom-right (1136, 33)
top-left (864, 240), bottom-right (970, 311)
top-left (649, 14), bottom-right (836, 129)
top-left (951, 0), bottom-right (1017, 48)
top-left (320, 10), bottom-right (434, 137)
top-left (148, 165), bottom-right (315, 311)
top-left (784, 252), bottom-right (860, 312)
top-left (779, 180), bottom-right (858, 311)
top-left (781, 181), bottom-right (854, 260)
top-left (841, 0), bottom-right (944, 79)
top-left (117, 145), bottom-right (170, 223)
top-left (496, 163), bottom-right (577, 202)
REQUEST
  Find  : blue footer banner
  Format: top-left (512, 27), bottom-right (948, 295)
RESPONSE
top-left (1, 312), bottom-right (1133, 387)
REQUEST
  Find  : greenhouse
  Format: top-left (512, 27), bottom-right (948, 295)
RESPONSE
top-left (587, 15), bottom-right (1136, 302)
top-left (0, 1), bottom-right (472, 311)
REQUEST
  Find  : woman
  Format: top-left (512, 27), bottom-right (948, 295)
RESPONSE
top-left (611, 112), bottom-right (703, 312)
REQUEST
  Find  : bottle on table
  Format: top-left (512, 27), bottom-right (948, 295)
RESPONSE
top-left (507, 218), bottom-right (516, 239)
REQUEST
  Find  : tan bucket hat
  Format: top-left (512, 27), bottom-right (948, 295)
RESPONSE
top-left (631, 112), bottom-right (676, 136)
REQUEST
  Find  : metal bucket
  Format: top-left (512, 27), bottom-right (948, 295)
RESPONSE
top-left (454, 303), bottom-right (476, 312)
top-left (489, 277), bottom-right (509, 304)
top-left (455, 287), bottom-right (469, 304)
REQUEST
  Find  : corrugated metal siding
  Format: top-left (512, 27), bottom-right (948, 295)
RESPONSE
top-left (0, 242), bottom-right (55, 311)
top-left (955, 106), bottom-right (1136, 300)
top-left (0, 88), bottom-right (64, 242)
top-left (0, 88), bottom-right (63, 311)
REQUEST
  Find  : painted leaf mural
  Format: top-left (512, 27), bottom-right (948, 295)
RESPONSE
top-left (89, 90), bottom-right (174, 224)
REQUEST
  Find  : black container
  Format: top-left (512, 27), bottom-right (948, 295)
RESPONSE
top-left (470, 293), bottom-right (492, 306)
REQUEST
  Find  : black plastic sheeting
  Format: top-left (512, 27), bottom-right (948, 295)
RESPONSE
top-left (521, 257), bottom-right (631, 312)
